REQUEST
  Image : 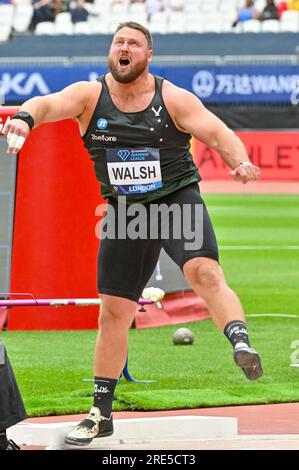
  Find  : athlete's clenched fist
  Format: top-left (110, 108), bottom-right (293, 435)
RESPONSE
top-left (3, 112), bottom-right (34, 155)
top-left (230, 161), bottom-right (260, 184)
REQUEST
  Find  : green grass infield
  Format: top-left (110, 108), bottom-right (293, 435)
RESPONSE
top-left (1, 194), bottom-right (299, 416)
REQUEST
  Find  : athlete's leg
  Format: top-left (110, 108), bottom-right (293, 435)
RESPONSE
top-left (183, 258), bottom-right (245, 331)
top-left (162, 184), bottom-right (263, 381)
top-left (95, 200), bottom-right (161, 398)
top-left (94, 294), bottom-right (137, 379)
top-left (65, 201), bottom-right (161, 446)
top-left (65, 291), bottom-right (148, 446)
top-left (183, 256), bottom-right (263, 380)
top-left (183, 257), bottom-right (244, 331)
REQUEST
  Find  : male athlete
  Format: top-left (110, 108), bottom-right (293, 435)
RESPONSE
top-left (3, 22), bottom-right (263, 446)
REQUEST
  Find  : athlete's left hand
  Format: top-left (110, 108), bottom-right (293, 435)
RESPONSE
top-left (230, 161), bottom-right (260, 184)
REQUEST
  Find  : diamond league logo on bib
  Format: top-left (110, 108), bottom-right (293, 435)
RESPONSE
top-left (106, 148), bottom-right (163, 195)
top-left (117, 149), bottom-right (130, 161)
top-left (97, 118), bottom-right (108, 130)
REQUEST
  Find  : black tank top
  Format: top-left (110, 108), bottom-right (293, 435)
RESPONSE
top-left (83, 74), bottom-right (200, 203)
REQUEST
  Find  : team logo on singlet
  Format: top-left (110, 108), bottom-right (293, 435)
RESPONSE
top-left (151, 106), bottom-right (162, 117)
top-left (97, 118), bottom-right (108, 130)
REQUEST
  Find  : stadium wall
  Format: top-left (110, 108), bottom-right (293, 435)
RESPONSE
top-left (1, 33), bottom-right (299, 58)
top-left (195, 131), bottom-right (299, 181)
top-left (2, 64), bottom-right (299, 105)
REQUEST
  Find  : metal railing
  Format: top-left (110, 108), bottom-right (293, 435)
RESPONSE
top-left (0, 55), bottom-right (299, 67)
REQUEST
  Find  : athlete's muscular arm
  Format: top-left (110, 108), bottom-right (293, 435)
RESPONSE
top-left (163, 82), bottom-right (260, 184)
top-left (4, 81), bottom-right (95, 155)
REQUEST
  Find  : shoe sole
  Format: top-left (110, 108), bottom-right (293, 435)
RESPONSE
top-left (64, 430), bottom-right (114, 447)
top-left (234, 349), bottom-right (263, 380)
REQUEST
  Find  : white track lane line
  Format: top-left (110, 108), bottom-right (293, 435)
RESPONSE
top-left (246, 314), bottom-right (299, 318)
top-left (220, 246), bottom-right (299, 250)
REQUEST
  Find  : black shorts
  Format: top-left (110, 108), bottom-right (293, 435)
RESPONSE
top-left (98, 183), bottom-right (219, 303)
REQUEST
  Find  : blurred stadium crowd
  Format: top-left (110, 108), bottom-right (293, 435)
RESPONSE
top-left (1, 0), bottom-right (299, 42)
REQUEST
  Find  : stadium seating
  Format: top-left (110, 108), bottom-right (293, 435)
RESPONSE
top-left (35, 22), bottom-right (56, 36)
top-left (201, 0), bottom-right (219, 14)
top-left (1, 0), bottom-right (299, 42)
top-left (242, 19), bottom-right (262, 32)
top-left (280, 9), bottom-right (299, 30)
top-left (150, 11), bottom-right (168, 34)
top-left (13, 3), bottom-right (33, 34)
top-left (261, 19), bottom-right (281, 32)
top-left (167, 12), bottom-right (187, 33)
top-left (0, 4), bottom-right (14, 42)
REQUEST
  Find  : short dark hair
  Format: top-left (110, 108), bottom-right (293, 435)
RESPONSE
top-left (114, 22), bottom-right (153, 50)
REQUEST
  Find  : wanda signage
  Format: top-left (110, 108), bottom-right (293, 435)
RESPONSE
top-left (194, 131), bottom-right (299, 181)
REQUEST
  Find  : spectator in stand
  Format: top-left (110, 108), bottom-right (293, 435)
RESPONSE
top-left (54, 0), bottom-right (70, 15)
top-left (260, 0), bottom-right (279, 20)
top-left (232, 0), bottom-right (260, 27)
top-left (29, 0), bottom-right (55, 31)
top-left (277, 1), bottom-right (287, 16)
top-left (276, 0), bottom-right (299, 17)
top-left (70, 0), bottom-right (89, 23)
top-left (287, 0), bottom-right (299, 10)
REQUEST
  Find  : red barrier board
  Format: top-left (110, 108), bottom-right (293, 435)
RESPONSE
top-left (193, 131), bottom-right (299, 180)
top-left (0, 107), bottom-right (17, 132)
top-left (1, 107), bottom-right (104, 330)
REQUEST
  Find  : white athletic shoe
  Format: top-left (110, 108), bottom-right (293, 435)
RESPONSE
top-left (64, 406), bottom-right (113, 446)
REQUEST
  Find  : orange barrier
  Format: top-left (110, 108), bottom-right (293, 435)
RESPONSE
top-left (1, 107), bottom-right (104, 329)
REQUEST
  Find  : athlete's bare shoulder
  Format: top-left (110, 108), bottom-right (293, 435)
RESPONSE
top-left (79, 80), bottom-right (102, 107)
top-left (73, 81), bottom-right (103, 134)
top-left (162, 80), bottom-right (202, 114)
top-left (162, 78), bottom-right (192, 97)
top-left (83, 80), bottom-right (103, 94)
top-left (161, 79), bottom-right (202, 131)
top-left (61, 80), bottom-right (102, 104)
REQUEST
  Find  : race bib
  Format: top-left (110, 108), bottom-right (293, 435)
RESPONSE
top-left (106, 148), bottom-right (163, 195)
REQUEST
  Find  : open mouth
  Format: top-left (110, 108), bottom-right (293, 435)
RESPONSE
top-left (119, 57), bottom-right (130, 69)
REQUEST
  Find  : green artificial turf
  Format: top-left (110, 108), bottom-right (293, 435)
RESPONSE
top-left (1, 194), bottom-right (299, 416)
top-left (205, 194), bottom-right (299, 314)
top-left (2, 316), bottom-right (299, 416)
